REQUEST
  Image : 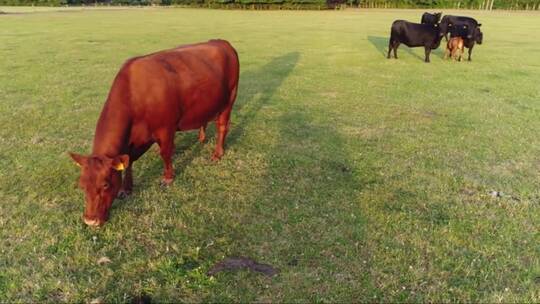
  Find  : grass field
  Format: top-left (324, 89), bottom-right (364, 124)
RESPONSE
top-left (1, 7), bottom-right (540, 302)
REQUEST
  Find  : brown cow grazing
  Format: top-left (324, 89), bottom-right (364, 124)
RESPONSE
top-left (444, 36), bottom-right (464, 61)
top-left (69, 39), bottom-right (240, 226)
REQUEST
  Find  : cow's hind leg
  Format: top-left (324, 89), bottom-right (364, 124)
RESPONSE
top-left (393, 42), bottom-right (399, 59)
top-left (387, 39), bottom-right (393, 59)
top-left (155, 128), bottom-right (176, 186)
top-left (212, 81), bottom-right (238, 161)
top-left (198, 123), bottom-right (207, 143)
top-left (212, 107), bottom-right (232, 161)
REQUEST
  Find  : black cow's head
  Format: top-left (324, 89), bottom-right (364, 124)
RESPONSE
top-left (439, 20), bottom-right (450, 37)
top-left (474, 26), bottom-right (483, 45)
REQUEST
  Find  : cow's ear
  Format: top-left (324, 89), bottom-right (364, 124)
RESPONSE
top-left (478, 23), bottom-right (482, 27)
top-left (69, 152), bottom-right (87, 167)
top-left (111, 154), bottom-right (130, 171)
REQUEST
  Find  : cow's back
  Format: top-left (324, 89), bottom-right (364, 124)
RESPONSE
top-left (391, 20), bottom-right (438, 47)
top-left (120, 40), bottom-right (239, 132)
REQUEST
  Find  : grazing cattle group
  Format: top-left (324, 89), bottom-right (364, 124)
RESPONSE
top-left (69, 13), bottom-right (484, 226)
top-left (388, 12), bottom-right (483, 63)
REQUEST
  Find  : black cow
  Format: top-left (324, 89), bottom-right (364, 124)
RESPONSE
top-left (450, 25), bottom-right (483, 61)
top-left (421, 12), bottom-right (442, 25)
top-left (387, 20), bottom-right (444, 63)
top-left (440, 15), bottom-right (481, 40)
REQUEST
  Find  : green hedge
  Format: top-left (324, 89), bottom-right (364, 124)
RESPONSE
top-left (0, 0), bottom-right (66, 5)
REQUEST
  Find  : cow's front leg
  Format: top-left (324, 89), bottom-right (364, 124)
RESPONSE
top-left (198, 123), bottom-right (207, 143)
top-left (424, 47), bottom-right (431, 63)
top-left (156, 129), bottom-right (175, 186)
top-left (468, 45), bottom-right (474, 61)
top-left (118, 164), bottom-right (133, 199)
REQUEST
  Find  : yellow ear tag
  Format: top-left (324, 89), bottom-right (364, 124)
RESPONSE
top-left (113, 163), bottom-right (125, 171)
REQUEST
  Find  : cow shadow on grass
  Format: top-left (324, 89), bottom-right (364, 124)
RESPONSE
top-left (203, 105), bottom-right (377, 302)
top-left (368, 35), bottom-right (425, 62)
top-left (197, 56), bottom-right (379, 300)
top-left (226, 52), bottom-right (301, 146)
top-left (432, 47), bottom-right (446, 59)
top-left (368, 35), bottom-right (389, 57)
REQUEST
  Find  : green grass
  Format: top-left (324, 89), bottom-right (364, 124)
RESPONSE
top-left (1, 7), bottom-right (540, 302)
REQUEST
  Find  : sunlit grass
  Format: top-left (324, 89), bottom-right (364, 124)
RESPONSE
top-left (0, 7), bottom-right (539, 302)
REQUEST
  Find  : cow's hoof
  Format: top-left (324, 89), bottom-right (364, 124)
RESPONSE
top-left (117, 190), bottom-right (131, 199)
top-left (160, 178), bottom-right (174, 187)
top-left (211, 150), bottom-right (224, 162)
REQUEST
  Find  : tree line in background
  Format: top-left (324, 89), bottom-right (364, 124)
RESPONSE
top-left (1, 0), bottom-right (539, 10)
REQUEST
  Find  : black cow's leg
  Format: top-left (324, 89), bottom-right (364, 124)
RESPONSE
top-left (424, 47), bottom-right (431, 63)
top-left (468, 45), bottom-right (474, 61)
top-left (387, 40), bottom-right (392, 59)
top-left (393, 42), bottom-right (399, 59)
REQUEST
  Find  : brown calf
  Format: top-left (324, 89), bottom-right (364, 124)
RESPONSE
top-left (444, 37), bottom-right (465, 61)
top-left (70, 40), bottom-right (240, 226)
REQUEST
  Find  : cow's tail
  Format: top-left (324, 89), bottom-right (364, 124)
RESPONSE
top-left (228, 44), bottom-right (240, 108)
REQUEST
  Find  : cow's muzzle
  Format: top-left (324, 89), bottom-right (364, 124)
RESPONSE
top-left (83, 217), bottom-right (103, 227)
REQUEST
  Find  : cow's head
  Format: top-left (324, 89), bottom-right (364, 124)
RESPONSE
top-left (439, 22), bottom-right (450, 37)
top-left (69, 153), bottom-right (129, 226)
top-left (434, 12), bottom-right (442, 22)
top-left (474, 26), bottom-right (483, 44)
